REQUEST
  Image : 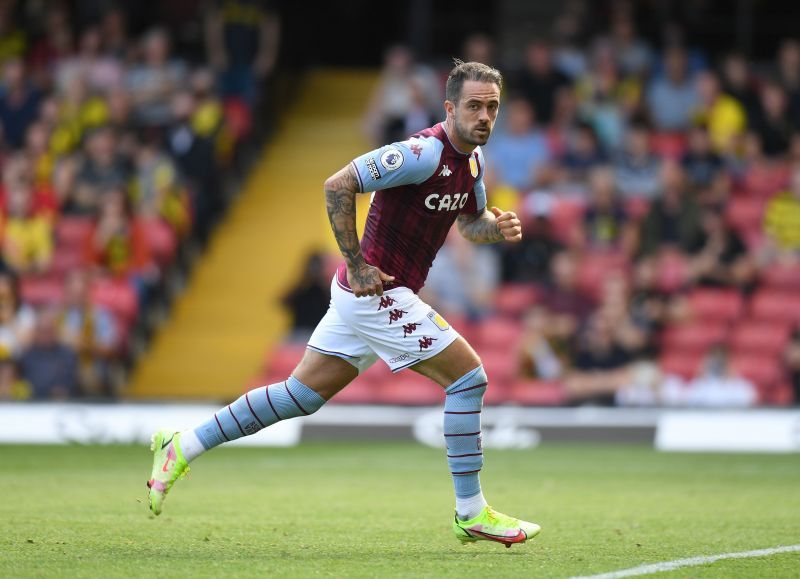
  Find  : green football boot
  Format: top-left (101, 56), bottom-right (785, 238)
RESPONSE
top-left (146, 429), bottom-right (190, 516)
top-left (453, 506), bottom-right (541, 548)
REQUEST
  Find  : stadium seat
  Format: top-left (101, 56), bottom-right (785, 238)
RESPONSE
top-left (730, 353), bottom-right (783, 392)
top-left (658, 351), bottom-right (704, 379)
top-left (140, 218), bottom-right (178, 266)
top-left (483, 381), bottom-right (512, 405)
top-left (654, 250), bottom-right (689, 293)
top-left (762, 381), bottom-right (795, 406)
top-left (730, 321), bottom-right (792, 356)
top-left (661, 322), bottom-right (728, 354)
top-left (624, 197), bottom-right (651, 221)
top-left (725, 197), bottom-right (764, 238)
top-left (750, 290), bottom-right (800, 323)
top-left (687, 288), bottom-right (744, 322)
top-left (265, 343), bottom-right (307, 377)
top-left (55, 217), bottom-right (93, 248)
top-left (760, 263), bottom-right (800, 290)
top-left (577, 251), bottom-right (629, 301)
top-left (377, 372), bottom-right (443, 405)
top-left (49, 246), bottom-right (88, 276)
top-left (20, 275), bottom-right (64, 306)
top-left (549, 199), bottom-right (585, 244)
top-left (480, 349), bottom-right (517, 386)
top-left (650, 132), bottom-right (687, 159)
top-left (329, 379), bottom-right (382, 405)
top-left (507, 380), bottom-right (567, 406)
top-left (738, 162), bottom-right (790, 198)
top-left (493, 283), bottom-right (541, 318)
top-left (473, 316), bottom-right (523, 351)
top-left (90, 278), bottom-right (138, 328)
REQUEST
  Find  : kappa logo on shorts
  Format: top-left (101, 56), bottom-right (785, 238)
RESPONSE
top-left (418, 336), bottom-right (437, 351)
top-left (377, 296), bottom-right (396, 310)
top-left (402, 322), bottom-right (419, 337)
top-left (365, 157), bottom-right (381, 181)
top-left (388, 309), bottom-right (408, 324)
top-left (427, 310), bottom-right (450, 331)
top-left (389, 353), bottom-right (411, 364)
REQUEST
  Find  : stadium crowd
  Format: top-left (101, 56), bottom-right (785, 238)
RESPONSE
top-left (278, 1), bottom-right (800, 407)
top-left (0, 1), bottom-right (276, 400)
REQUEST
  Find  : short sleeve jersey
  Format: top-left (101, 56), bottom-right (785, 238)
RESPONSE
top-left (346, 123), bottom-right (487, 293)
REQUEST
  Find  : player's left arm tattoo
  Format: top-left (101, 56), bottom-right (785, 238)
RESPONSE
top-left (456, 210), bottom-right (504, 244)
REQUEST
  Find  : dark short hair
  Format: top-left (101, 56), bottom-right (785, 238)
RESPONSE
top-left (445, 59), bottom-right (503, 104)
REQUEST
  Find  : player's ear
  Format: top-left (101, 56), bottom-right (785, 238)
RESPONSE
top-left (444, 100), bottom-right (455, 119)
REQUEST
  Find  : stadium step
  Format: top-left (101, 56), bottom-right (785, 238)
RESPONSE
top-left (128, 70), bottom-right (379, 399)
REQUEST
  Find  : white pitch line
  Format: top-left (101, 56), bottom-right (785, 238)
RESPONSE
top-left (571, 544), bottom-right (800, 579)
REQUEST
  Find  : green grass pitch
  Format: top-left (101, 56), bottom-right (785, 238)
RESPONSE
top-left (1, 442), bottom-right (798, 578)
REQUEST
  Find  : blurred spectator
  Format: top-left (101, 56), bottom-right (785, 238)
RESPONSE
top-left (776, 39), bottom-right (800, 126)
top-left (19, 308), bottom-right (79, 400)
top-left (126, 28), bottom-right (187, 127)
top-left (764, 166), bottom-right (800, 254)
top-left (501, 197), bottom-right (562, 283)
top-left (559, 122), bottom-right (608, 187)
top-left (362, 45), bottom-right (439, 146)
top-left (58, 270), bottom-right (118, 394)
top-left (462, 33), bottom-right (495, 66)
top-left (205, 0), bottom-right (280, 106)
top-left (572, 166), bottom-right (638, 254)
top-left (687, 209), bottom-right (756, 288)
top-left (484, 96), bottom-right (550, 192)
top-left (511, 39), bottom-right (570, 124)
top-left (0, 270), bottom-right (34, 357)
top-left (100, 6), bottom-right (130, 61)
top-left (693, 70), bottom-right (746, 153)
top-left (576, 44), bottom-right (627, 150)
top-left (609, 11), bottom-right (652, 76)
top-left (551, 11), bottom-right (587, 80)
top-left (28, 6), bottom-right (74, 90)
top-left (613, 122), bottom-right (661, 199)
top-left (518, 306), bottom-right (570, 381)
top-left (540, 251), bottom-right (593, 338)
top-left (55, 26), bottom-right (123, 95)
top-left (68, 126), bottom-right (129, 215)
top-left (282, 252), bottom-right (330, 343)
top-left (785, 328), bottom-right (800, 404)
top-left (681, 125), bottom-right (723, 191)
top-left (661, 345), bottom-right (757, 407)
top-left (1, 178), bottom-right (53, 273)
top-left (646, 46), bottom-right (698, 131)
top-left (720, 52), bottom-right (760, 121)
top-left (423, 228), bottom-right (499, 322)
top-left (751, 82), bottom-right (795, 157)
top-left (0, 359), bottom-right (30, 400)
top-left (0, 58), bottom-right (40, 148)
top-left (640, 161), bottom-right (702, 256)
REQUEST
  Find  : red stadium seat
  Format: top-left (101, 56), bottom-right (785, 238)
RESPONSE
top-left (90, 278), bottom-right (138, 327)
top-left (473, 317), bottom-right (523, 351)
top-left (265, 343), bottom-right (307, 377)
top-left (725, 197), bottom-right (764, 237)
top-left (577, 251), bottom-right (629, 301)
top-left (480, 349), bottom-right (517, 386)
top-left (739, 163), bottom-right (790, 198)
top-left (20, 275), bottom-right (64, 306)
top-left (760, 263), bottom-right (800, 290)
top-left (654, 250), bottom-right (689, 293)
top-left (649, 132), bottom-right (687, 159)
top-left (49, 246), bottom-right (88, 275)
top-left (661, 322), bottom-right (728, 354)
top-left (763, 381), bottom-right (795, 406)
top-left (507, 380), bottom-right (567, 406)
top-left (329, 379), bottom-right (381, 405)
top-left (730, 321), bottom-right (792, 356)
top-left (659, 351), bottom-right (704, 379)
top-left (55, 217), bottom-right (93, 249)
top-left (377, 372), bottom-right (443, 405)
top-left (483, 381), bottom-right (512, 405)
top-left (730, 354), bottom-right (784, 392)
top-left (624, 197), bottom-right (651, 221)
top-left (750, 290), bottom-right (800, 323)
top-left (140, 218), bottom-right (178, 266)
top-left (493, 283), bottom-right (541, 318)
top-left (549, 199), bottom-right (585, 244)
top-left (687, 288), bottom-right (744, 322)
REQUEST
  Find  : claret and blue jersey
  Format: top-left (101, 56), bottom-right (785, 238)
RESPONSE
top-left (346, 122), bottom-right (487, 293)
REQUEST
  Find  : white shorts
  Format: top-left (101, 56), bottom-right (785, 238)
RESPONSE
top-left (307, 275), bottom-right (460, 373)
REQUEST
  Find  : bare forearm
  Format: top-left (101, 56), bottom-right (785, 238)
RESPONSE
top-left (324, 165), bottom-right (365, 269)
top-left (457, 211), bottom-right (503, 244)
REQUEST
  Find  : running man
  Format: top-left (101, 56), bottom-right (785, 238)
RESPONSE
top-left (147, 60), bottom-right (541, 547)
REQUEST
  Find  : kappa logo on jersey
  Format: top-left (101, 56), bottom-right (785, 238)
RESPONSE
top-left (380, 148), bottom-right (404, 171)
top-left (418, 336), bottom-right (437, 351)
top-left (410, 143), bottom-right (423, 160)
top-left (427, 310), bottom-right (450, 331)
top-left (469, 155), bottom-right (479, 178)
top-left (402, 322), bottom-right (419, 337)
top-left (377, 295), bottom-right (396, 311)
top-left (388, 309), bottom-right (408, 324)
top-left (439, 164), bottom-right (452, 177)
top-left (365, 157), bottom-right (381, 181)
top-left (424, 192), bottom-right (469, 212)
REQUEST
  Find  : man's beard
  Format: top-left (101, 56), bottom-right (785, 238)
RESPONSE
top-left (454, 116), bottom-right (491, 146)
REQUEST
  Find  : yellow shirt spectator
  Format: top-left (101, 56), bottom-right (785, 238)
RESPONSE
top-left (694, 94), bottom-right (746, 152)
top-left (764, 190), bottom-right (800, 251)
top-left (2, 215), bottom-right (53, 272)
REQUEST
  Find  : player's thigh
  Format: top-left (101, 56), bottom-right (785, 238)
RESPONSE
top-left (411, 336), bottom-right (482, 388)
top-left (293, 349), bottom-right (358, 400)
